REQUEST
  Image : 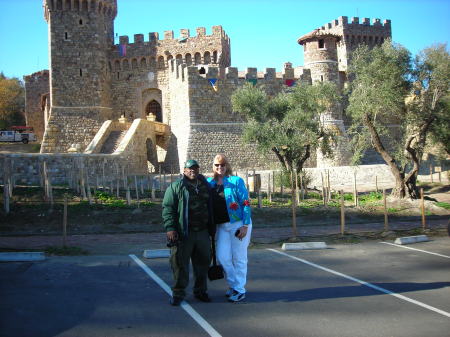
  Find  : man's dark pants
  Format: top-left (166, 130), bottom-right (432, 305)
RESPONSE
top-left (170, 229), bottom-right (211, 298)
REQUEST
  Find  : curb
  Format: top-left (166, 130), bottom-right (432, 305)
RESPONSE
top-left (282, 242), bottom-right (328, 250)
top-left (394, 235), bottom-right (429, 245)
top-left (0, 252), bottom-right (46, 262)
top-left (143, 249), bottom-right (170, 258)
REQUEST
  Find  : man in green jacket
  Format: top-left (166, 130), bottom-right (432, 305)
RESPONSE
top-left (162, 159), bottom-right (215, 306)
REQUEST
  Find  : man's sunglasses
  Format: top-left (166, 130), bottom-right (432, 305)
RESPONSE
top-left (214, 164), bottom-right (226, 167)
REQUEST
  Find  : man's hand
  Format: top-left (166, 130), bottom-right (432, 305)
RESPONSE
top-left (167, 231), bottom-right (178, 241)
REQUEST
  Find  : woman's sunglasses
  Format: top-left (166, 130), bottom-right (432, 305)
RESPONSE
top-left (214, 163), bottom-right (226, 167)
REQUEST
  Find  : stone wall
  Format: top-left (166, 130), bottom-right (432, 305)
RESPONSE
top-left (23, 70), bottom-right (49, 142)
top-left (0, 152), bottom-right (396, 194)
top-left (41, 107), bottom-right (113, 153)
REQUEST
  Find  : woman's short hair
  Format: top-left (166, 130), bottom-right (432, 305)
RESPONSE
top-left (213, 154), bottom-right (233, 179)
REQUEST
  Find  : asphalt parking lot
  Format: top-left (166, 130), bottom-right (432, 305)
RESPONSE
top-left (1, 238), bottom-right (449, 337)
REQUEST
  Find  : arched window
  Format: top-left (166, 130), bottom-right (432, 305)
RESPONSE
top-left (204, 51), bottom-right (211, 64)
top-left (213, 51), bottom-right (218, 63)
top-left (81, 0), bottom-right (88, 11)
top-left (149, 57), bottom-right (156, 68)
top-left (146, 100), bottom-right (162, 122)
top-left (140, 58), bottom-right (147, 68)
top-left (157, 56), bottom-right (165, 69)
top-left (176, 54), bottom-right (183, 64)
top-left (131, 58), bottom-right (138, 69)
top-left (123, 59), bottom-right (130, 70)
top-left (194, 52), bottom-right (201, 65)
top-left (114, 60), bottom-right (120, 71)
top-left (185, 53), bottom-right (192, 65)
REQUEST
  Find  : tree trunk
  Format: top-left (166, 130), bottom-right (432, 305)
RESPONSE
top-left (363, 113), bottom-right (407, 198)
top-left (289, 169), bottom-right (298, 238)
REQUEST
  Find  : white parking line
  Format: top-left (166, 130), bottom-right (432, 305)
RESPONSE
top-left (129, 254), bottom-right (222, 337)
top-left (380, 242), bottom-right (450, 259)
top-left (267, 249), bottom-right (450, 318)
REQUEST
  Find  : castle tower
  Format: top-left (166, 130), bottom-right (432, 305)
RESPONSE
top-left (41, 0), bottom-right (117, 152)
top-left (298, 31), bottom-right (340, 85)
top-left (298, 30), bottom-right (350, 167)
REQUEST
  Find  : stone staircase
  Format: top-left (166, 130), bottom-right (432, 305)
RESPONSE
top-left (99, 130), bottom-right (126, 154)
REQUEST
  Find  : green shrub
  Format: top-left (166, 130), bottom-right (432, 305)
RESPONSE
top-left (436, 202), bottom-right (450, 209)
top-left (359, 191), bottom-right (383, 203)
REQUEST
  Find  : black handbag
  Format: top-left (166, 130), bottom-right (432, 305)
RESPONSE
top-left (208, 236), bottom-right (224, 281)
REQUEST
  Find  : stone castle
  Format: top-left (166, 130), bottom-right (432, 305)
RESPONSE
top-left (24, 0), bottom-right (391, 173)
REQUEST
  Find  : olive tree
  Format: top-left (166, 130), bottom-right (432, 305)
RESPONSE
top-left (232, 82), bottom-right (338, 237)
top-left (347, 41), bottom-right (450, 198)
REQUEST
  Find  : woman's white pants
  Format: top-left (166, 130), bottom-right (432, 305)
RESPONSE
top-left (216, 220), bottom-right (252, 294)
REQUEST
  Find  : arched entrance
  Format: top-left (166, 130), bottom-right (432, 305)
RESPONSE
top-left (145, 100), bottom-right (162, 122)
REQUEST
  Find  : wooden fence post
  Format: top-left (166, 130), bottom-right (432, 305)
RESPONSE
top-left (3, 183), bottom-right (10, 214)
top-left (63, 194), bottom-right (68, 247)
top-left (268, 172), bottom-right (272, 203)
top-left (159, 165), bottom-right (162, 192)
top-left (340, 190), bottom-right (345, 235)
top-left (326, 170), bottom-right (331, 203)
top-left (383, 189), bottom-right (388, 231)
top-left (245, 170), bottom-right (249, 192)
top-left (102, 160), bottom-right (106, 192)
top-left (126, 185), bottom-right (131, 205)
top-left (134, 175), bottom-right (139, 201)
top-left (321, 172), bottom-right (326, 205)
top-left (420, 188), bottom-right (426, 230)
top-left (353, 170), bottom-right (358, 207)
top-left (86, 176), bottom-right (93, 205)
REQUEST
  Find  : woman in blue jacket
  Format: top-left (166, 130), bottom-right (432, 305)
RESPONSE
top-left (207, 154), bottom-right (252, 302)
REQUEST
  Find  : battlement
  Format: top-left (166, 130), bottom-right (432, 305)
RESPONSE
top-left (117, 25), bottom-right (228, 44)
top-left (319, 16), bottom-right (391, 30)
top-left (168, 60), bottom-right (301, 83)
top-left (43, 0), bottom-right (117, 22)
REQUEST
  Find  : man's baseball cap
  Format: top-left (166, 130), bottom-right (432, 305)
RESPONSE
top-left (184, 159), bottom-right (199, 168)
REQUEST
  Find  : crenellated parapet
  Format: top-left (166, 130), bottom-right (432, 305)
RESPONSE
top-left (313, 16), bottom-right (391, 47)
top-left (299, 16), bottom-right (392, 74)
top-left (43, 0), bottom-right (117, 22)
top-left (168, 60), bottom-right (309, 85)
top-left (110, 25), bottom-right (231, 71)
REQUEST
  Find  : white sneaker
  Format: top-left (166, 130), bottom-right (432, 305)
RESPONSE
top-left (228, 291), bottom-right (245, 302)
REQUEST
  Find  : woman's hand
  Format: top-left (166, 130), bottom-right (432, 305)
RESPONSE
top-left (236, 226), bottom-right (248, 240)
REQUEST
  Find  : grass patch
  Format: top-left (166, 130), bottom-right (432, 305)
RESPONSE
top-left (45, 245), bottom-right (89, 256)
top-left (436, 202), bottom-right (450, 209)
top-left (387, 207), bottom-right (400, 213)
top-left (359, 192), bottom-right (383, 204)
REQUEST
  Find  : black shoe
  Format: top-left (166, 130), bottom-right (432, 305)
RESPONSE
top-left (170, 296), bottom-right (183, 306)
top-left (194, 292), bottom-right (212, 302)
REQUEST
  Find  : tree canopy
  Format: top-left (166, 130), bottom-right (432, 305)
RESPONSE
top-left (347, 41), bottom-right (450, 198)
top-left (232, 81), bottom-right (340, 236)
top-left (0, 73), bottom-right (25, 129)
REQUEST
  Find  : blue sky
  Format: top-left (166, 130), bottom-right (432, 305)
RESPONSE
top-left (0, 0), bottom-right (449, 80)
